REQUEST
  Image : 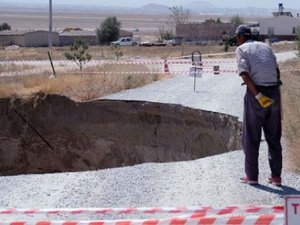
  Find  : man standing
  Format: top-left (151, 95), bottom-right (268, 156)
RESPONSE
top-left (235, 24), bottom-right (282, 186)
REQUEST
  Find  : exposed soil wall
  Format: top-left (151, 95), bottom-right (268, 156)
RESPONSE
top-left (0, 93), bottom-right (242, 175)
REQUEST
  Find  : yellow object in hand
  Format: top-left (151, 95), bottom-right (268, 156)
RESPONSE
top-left (255, 92), bottom-right (273, 108)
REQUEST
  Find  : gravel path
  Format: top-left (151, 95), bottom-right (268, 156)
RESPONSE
top-left (0, 51), bottom-right (299, 222)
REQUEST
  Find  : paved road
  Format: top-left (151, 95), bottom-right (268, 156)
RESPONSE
top-left (105, 51), bottom-right (298, 121)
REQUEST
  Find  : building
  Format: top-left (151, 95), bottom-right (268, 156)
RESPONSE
top-left (0, 29), bottom-right (133, 47)
top-left (59, 30), bottom-right (98, 46)
top-left (176, 20), bottom-right (236, 43)
top-left (259, 3), bottom-right (300, 41)
top-left (0, 30), bottom-right (59, 47)
top-left (59, 29), bottom-right (133, 46)
top-left (272, 3), bottom-right (293, 17)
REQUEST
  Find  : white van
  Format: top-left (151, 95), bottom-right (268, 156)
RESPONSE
top-left (110, 37), bottom-right (139, 46)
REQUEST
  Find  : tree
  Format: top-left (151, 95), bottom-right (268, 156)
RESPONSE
top-left (216, 18), bottom-right (222, 24)
top-left (0, 22), bottom-right (11, 31)
top-left (230, 15), bottom-right (245, 26)
top-left (97, 16), bottom-right (121, 45)
top-left (169, 5), bottom-right (190, 26)
top-left (111, 44), bottom-right (123, 61)
top-left (65, 38), bottom-right (92, 71)
top-left (158, 25), bottom-right (174, 41)
top-left (205, 18), bottom-right (222, 24)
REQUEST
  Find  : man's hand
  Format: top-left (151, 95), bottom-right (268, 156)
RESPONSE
top-left (255, 92), bottom-right (273, 108)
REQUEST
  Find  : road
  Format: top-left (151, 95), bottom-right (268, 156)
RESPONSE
top-left (0, 51), bottom-right (299, 223)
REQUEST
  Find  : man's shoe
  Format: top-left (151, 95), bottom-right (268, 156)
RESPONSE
top-left (240, 177), bottom-right (259, 185)
top-left (268, 177), bottom-right (282, 187)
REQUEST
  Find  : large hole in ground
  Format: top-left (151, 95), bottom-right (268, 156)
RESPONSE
top-left (0, 94), bottom-right (242, 175)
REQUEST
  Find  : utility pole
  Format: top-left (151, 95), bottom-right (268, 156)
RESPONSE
top-left (49, 0), bottom-right (53, 49)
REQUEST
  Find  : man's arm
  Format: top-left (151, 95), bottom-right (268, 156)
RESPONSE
top-left (240, 71), bottom-right (273, 108)
top-left (240, 71), bottom-right (259, 96)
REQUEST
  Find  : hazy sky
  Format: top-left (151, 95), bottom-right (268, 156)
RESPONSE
top-left (1, 0), bottom-right (298, 9)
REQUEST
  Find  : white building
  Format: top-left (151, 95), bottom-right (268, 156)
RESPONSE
top-left (259, 16), bottom-right (300, 40)
top-left (259, 3), bottom-right (300, 41)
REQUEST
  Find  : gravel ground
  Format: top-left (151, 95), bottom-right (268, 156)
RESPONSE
top-left (0, 51), bottom-right (299, 222)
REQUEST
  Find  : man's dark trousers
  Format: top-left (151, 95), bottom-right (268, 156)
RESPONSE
top-left (243, 86), bottom-right (282, 181)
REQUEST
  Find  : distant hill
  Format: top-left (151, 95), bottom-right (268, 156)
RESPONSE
top-left (138, 2), bottom-right (275, 16)
top-left (184, 1), bottom-right (218, 10)
top-left (141, 3), bottom-right (169, 13)
top-left (1, 0), bottom-right (298, 17)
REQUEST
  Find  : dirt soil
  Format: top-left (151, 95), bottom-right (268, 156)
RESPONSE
top-left (0, 93), bottom-right (242, 176)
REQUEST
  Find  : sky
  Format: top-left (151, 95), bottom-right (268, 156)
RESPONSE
top-left (0, 0), bottom-right (298, 9)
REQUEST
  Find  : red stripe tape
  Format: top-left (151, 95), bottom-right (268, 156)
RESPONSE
top-left (170, 218), bottom-right (187, 225)
top-left (120, 208), bottom-right (137, 214)
top-left (96, 209), bottom-right (113, 214)
top-left (246, 207), bottom-right (261, 213)
top-left (0, 209), bottom-right (15, 214)
top-left (142, 219), bottom-right (159, 225)
top-left (144, 208), bottom-right (162, 213)
top-left (198, 218), bottom-right (216, 225)
top-left (254, 215), bottom-right (275, 225)
top-left (190, 210), bottom-right (207, 218)
top-left (36, 222), bottom-right (51, 225)
top-left (225, 216), bottom-right (245, 225)
top-left (71, 210), bottom-right (84, 214)
top-left (63, 222), bottom-right (78, 225)
top-left (217, 207), bottom-right (238, 215)
top-left (89, 222), bottom-right (105, 225)
top-left (10, 222), bottom-right (26, 225)
top-left (116, 221), bottom-right (131, 225)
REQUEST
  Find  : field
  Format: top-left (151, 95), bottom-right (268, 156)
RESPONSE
top-left (0, 5), bottom-right (265, 41)
top-left (0, 8), bottom-right (168, 32)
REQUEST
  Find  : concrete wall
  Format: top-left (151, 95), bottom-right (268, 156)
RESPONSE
top-left (24, 31), bottom-right (59, 47)
top-left (176, 23), bottom-right (236, 42)
top-left (259, 16), bottom-right (300, 36)
top-left (0, 31), bottom-right (59, 47)
top-left (1, 30), bottom-right (133, 47)
top-left (0, 35), bottom-right (25, 46)
top-left (59, 35), bottom-right (97, 46)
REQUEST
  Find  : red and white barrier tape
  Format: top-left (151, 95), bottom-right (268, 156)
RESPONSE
top-left (0, 59), bottom-right (236, 66)
top-left (0, 214), bottom-right (284, 225)
top-left (0, 69), bottom-right (227, 77)
top-left (0, 206), bottom-right (283, 215)
top-left (0, 51), bottom-right (237, 64)
top-left (172, 52), bottom-right (236, 59)
top-left (1, 66), bottom-right (299, 78)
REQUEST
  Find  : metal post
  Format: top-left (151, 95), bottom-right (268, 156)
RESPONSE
top-left (47, 51), bottom-right (56, 77)
top-left (49, 0), bottom-right (53, 49)
top-left (192, 50), bottom-right (202, 92)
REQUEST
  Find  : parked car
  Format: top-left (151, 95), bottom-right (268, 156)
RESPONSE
top-left (271, 37), bottom-right (280, 43)
top-left (110, 37), bottom-right (140, 46)
top-left (139, 41), bottom-right (153, 47)
top-left (152, 42), bottom-right (167, 47)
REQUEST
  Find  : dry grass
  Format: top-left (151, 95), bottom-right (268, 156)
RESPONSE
top-left (271, 41), bottom-right (298, 53)
top-left (281, 58), bottom-right (300, 173)
top-left (1, 45), bottom-right (225, 61)
top-left (0, 42), bottom-right (296, 61)
top-left (0, 63), bottom-right (35, 73)
top-left (0, 64), bottom-right (165, 101)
